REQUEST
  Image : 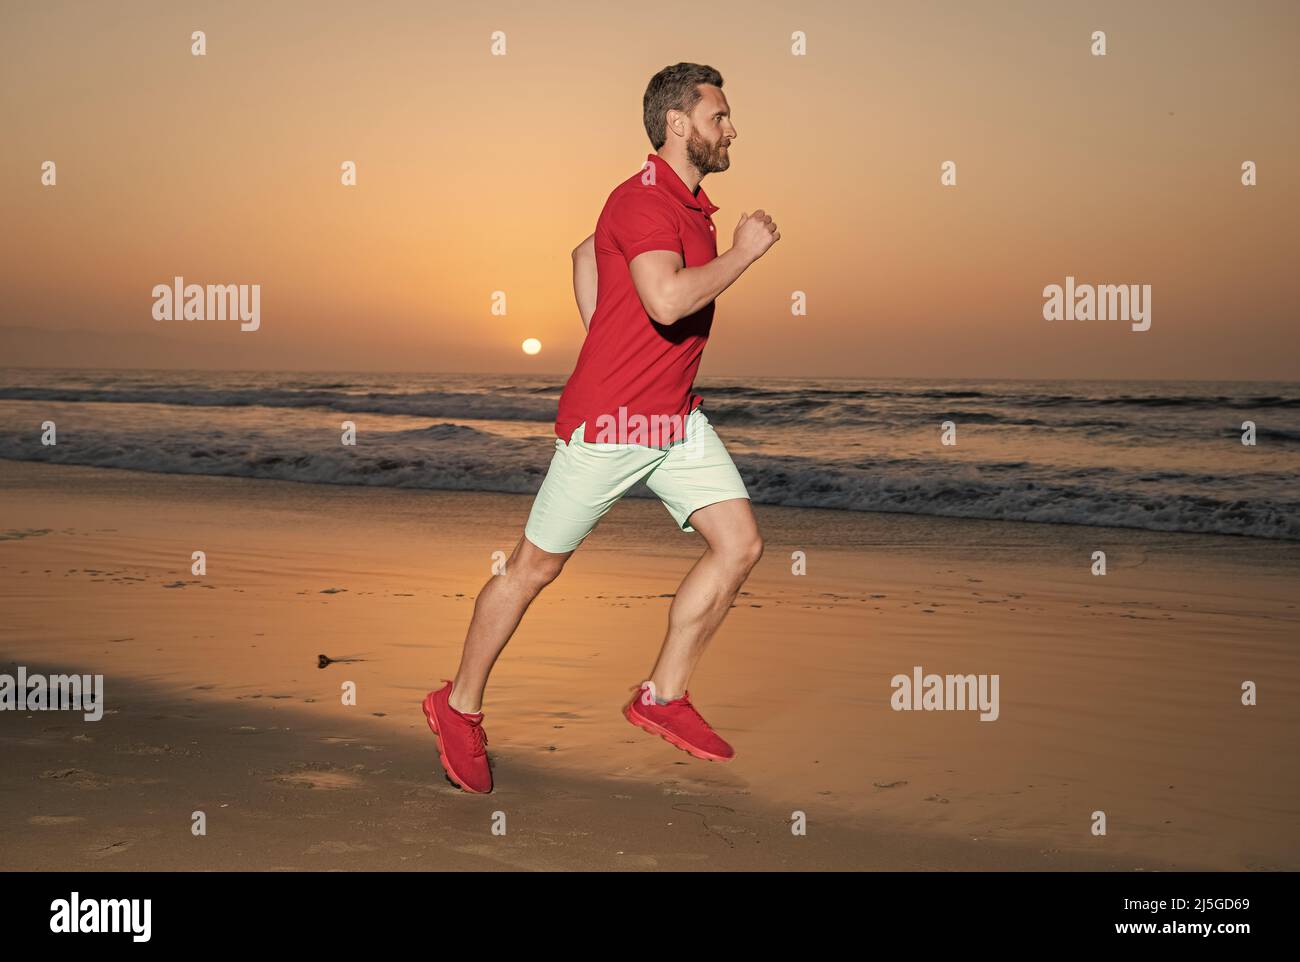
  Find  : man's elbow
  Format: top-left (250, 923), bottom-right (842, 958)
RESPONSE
top-left (643, 297), bottom-right (681, 326)
top-left (637, 279), bottom-right (685, 325)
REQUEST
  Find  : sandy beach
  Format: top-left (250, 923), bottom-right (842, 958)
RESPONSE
top-left (1, 459), bottom-right (1297, 871)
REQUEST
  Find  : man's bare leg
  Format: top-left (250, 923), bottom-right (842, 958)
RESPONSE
top-left (647, 498), bottom-right (763, 700)
top-left (448, 535), bottom-right (572, 713)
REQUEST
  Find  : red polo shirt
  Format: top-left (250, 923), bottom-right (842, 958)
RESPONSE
top-left (555, 152), bottom-right (720, 446)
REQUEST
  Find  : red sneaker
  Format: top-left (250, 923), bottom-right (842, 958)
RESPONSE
top-left (421, 680), bottom-right (492, 793)
top-left (623, 681), bottom-right (735, 761)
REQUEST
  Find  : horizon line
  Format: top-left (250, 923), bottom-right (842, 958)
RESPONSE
top-left (0, 364), bottom-right (1296, 387)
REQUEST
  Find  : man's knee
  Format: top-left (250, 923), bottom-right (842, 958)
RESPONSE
top-left (717, 532), bottom-right (763, 572)
top-left (512, 541), bottom-right (570, 591)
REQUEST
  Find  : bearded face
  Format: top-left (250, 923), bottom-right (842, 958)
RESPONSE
top-left (686, 125), bottom-right (730, 174)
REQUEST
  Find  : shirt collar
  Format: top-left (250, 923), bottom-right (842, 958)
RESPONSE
top-left (644, 152), bottom-right (718, 216)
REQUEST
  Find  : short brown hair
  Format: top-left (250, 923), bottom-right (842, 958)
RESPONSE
top-left (642, 63), bottom-right (724, 150)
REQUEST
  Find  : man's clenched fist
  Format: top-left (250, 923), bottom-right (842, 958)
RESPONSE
top-left (732, 209), bottom-right (780, 264)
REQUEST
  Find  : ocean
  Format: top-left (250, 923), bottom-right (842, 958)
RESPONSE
top-left (2, 369), bottom-right (1297, 540)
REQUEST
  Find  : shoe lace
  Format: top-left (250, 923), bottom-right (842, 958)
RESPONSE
top-left (676, 694), bottom-right (708, 727)
top-left (469, 721), bottom-right (488, 757)
top-left (444, 679), bottom-right (489, 757)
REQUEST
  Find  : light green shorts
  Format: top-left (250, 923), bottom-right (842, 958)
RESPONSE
top-left (524, 407), bottom-right (750, 554)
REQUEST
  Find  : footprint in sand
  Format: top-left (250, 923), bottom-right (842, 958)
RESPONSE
top-left (114, 742), bottom-right (195, 757)
top-left (271, 768), bottom-right (363, 790)
top-left (305, 840), bottom-right (377, 855)
top-left (39, 769), bottom-right (112, 790)
top-left (89, 839), bottom-right (134, 859)
top-left (613, 853), bottom-right (659, 867)
top-left (670, 803), bottom-right (756, 848)
top-left (28, 815), bottom-right (86, 826)
top-left (1, 528), bottom-right (53, 541)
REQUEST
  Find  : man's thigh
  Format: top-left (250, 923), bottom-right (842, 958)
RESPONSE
top-left (644, 408), bottom-right (751, 535)
top-left (523, 425), bottom-right (663, 554)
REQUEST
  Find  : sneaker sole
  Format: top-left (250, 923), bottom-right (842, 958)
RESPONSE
top-left (623, 703), bottom-right (734, 762)
top-left (421, 692), bottom-right (492, 794)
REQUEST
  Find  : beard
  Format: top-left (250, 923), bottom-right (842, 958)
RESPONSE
top-left (686, 129), bottom-right (730, 174)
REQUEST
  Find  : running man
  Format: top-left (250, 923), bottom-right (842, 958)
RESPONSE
top-left (422, 63), bottom-right (780, 793)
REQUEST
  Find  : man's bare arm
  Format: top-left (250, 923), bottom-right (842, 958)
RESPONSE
top-left (571, 233), bottom-right (597, 331)
top-left (628, 209), bottom-right (780, 326)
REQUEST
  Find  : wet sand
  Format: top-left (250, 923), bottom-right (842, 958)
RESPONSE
top-left (2, 460), bottom-right (1297, 870)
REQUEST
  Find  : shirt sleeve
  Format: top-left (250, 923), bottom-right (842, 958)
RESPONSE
top-left (609, 191), bottom-right (682, 264)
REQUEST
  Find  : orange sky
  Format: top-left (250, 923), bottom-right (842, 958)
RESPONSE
top-left (2, 0), bottom-right (1297, 379)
